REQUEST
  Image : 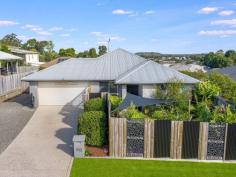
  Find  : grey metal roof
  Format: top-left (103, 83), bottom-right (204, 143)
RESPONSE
top-left (0, 51), bottom-right (23, 61)
top-left (22, 48), bottom-right (199, 84)
top-left (23, 48), bottom-right (146, 81)
top-left (213, 65), bottom-right (236, 81)
top-left (115, 60), bottom-right (199, 84)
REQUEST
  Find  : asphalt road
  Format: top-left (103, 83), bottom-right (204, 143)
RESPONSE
top-left (0, 94), bottom-right (35, 154)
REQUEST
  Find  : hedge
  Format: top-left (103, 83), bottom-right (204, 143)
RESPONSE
top-left (78, 111), bottom-right (106, 146)
top-left (84, 98), bottom-right (105, 112)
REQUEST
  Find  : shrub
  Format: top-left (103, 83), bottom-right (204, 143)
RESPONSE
top-left (211, 105), bottom-right (236, 123)
top-left (109, 95), bottom-right (122, 110)
top-left (151, 110), bottom-right (166, 120)
top-left (84, 98), bottom-right (105, 112)
top-left (78, 111), bottom-right (106, 146)
top-left (195, 81), bottom-right (220, 101)
top-left (121, 104), bottom-right (145, 119)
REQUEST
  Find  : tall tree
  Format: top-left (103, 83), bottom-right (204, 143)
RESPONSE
top-left (88, 48), bottom-right (97, 58)
top-left (98, 45), bottom-right (107, 56)
top-left (59, 48), bottom-right (76, 57)
top-left (1, 33), bottom-right (22, 47)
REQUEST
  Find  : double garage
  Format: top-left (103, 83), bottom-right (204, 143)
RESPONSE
top-left (30, 81), bottom-right (89, 106)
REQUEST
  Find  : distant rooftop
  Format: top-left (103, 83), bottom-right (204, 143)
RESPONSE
top-left (10, 47), bottom-right (39, 54)
top-left (214, 65), bottom-right (236, 81)
top-left (40, 57), bottom-right (70, 69)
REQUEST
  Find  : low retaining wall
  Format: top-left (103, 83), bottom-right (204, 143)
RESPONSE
top-left (109, 117), bottom-right (236, 161)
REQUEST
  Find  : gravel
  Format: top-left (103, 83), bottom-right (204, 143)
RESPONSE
top-left (0, 94), bottom-right (35, 154)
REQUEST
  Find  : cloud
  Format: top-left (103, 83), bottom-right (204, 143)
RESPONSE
top-left (112, 9), bottom-right (134, 15)
top-left (49, 26), bottom-right (63, 31)
top-left (67, 28), bottom-right (78, 32)
top-left (22, 24), bottom-right (52, 36)
top-left (199, 30), bottom-right (236, 37)
top-left (218, 10), bottom-right (234, 16)
top-left (17, 35), bottom-right (31, 42)
top-left (0, 20), bottom-right (19, 27)
top-left (145, 10), bottom-right (156, 15)
top-left (198, 7), bottom-right (219, 14)
top-left (91, 31), bottom-right (126, 42)
top-left (211, 19), bottom-right (236, 27)
top-left (97, 41), bottom-right (108, 45)
top-left (60, 33), bottom-right (71, 37)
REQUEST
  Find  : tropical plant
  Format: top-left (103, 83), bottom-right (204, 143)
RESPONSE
top-left (109, 95), bottom-right (122, 110)
top-left (195, 81), bottom-right (220, 101)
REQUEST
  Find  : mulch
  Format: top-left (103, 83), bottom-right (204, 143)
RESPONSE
top-left (86, 145), bottom-right (108, 157)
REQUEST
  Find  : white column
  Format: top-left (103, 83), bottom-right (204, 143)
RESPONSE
top-left (121, 85), bottom-right (127, 99)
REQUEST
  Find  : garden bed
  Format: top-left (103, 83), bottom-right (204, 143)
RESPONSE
top-left (86, 145), bottom-right (108, 157)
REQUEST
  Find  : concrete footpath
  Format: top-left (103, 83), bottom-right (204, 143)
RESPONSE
top-left (0, 106), bottom-right (81, 177)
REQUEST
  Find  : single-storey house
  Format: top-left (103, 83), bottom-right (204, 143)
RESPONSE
top-left (22, 48), bottom-right (199, 107)
top-left (0, 51), bottom-right (23, 75)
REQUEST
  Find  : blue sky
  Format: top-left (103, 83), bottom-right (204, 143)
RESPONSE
top-left (1, 0), bottom-right (236, 53)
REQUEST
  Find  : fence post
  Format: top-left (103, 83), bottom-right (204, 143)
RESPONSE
top-left (170, 121), bottom-right (183, 159)
top-left (144, 119), bottom-right (154, 158)
top-left (198, 122), bottom-right (209, 160)
top-left (223, 123), bottom-right (228, 161)
top-left (109, 117), bottom-right (127, 158)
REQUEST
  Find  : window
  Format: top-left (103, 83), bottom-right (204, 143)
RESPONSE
top-left (99, 81), bottom-right (120, 95)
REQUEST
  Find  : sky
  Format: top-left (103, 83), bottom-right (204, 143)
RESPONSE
top-left (1, 0), bottom-right (236, 54)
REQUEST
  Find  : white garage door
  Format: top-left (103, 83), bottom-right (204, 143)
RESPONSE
top-left (38, 81), bottom-right (88, 106)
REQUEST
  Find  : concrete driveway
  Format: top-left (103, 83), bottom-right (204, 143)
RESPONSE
top-left (0, 106), bottom-right (81, 177)
top-left (0, 94), bottom-right (35, 154)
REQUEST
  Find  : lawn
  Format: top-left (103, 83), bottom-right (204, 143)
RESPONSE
top-left (70, 158), bottom-right (236, 177)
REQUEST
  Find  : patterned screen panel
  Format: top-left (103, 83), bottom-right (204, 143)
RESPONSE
top-left (126, 119), bottom-right (144, 157)
top-left (154, 120), bottom-right (171, 158)
top-left (226, 124), bottom-right (236, 160)
top-left (206, 124), bottom-right (226, 160)
top-left (182, 121), bottom-right (200, 159)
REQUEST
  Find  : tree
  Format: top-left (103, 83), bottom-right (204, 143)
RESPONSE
top-left (98, 45), bottom-right (107, 56)
top-left (88, 48), bottom-right (97, 58)
top-left (0, 44), bottom-right (10, 52)
top-left (202, 52), bottom-right (233, 68)
top-left (225, 50), bottom-right (236, 64)
top-left (1, 33), bottom-right (22, 47)
top-left (59, 48), bottom-right (76, 57)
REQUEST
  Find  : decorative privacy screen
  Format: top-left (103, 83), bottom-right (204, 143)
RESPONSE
top-left (226, 124), bottom-right (236, 160)
top-left (206, 124), bottom-right (226, 160)
top-left (154, 120), bottom-right (171, 158)
top-left (182, 121), bottom-right (200, 159)
top-left (126, 119), bottom-right (144, 157)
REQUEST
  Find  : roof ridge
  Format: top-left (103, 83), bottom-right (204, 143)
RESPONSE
top-left (115, 60), bottom-right (151, 83)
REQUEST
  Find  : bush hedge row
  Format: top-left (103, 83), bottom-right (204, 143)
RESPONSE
top-left (78, 111), bottom-right (106, 146)
top-left (84, 98), bottom-right (105, 112)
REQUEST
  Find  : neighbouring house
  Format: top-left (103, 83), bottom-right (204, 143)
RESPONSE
top-left (0, 51), bottom-right (23, 75)
top-left (212, 65), bottom-right (236, 82)
top-left (22, 48), bottom-right (199, 107)
top-left (10, 47), bottom-right (44, 66)
top-left (40, 57), bottom-right (70, 69)
top-left (170, 63), bottom-right (209, 73)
